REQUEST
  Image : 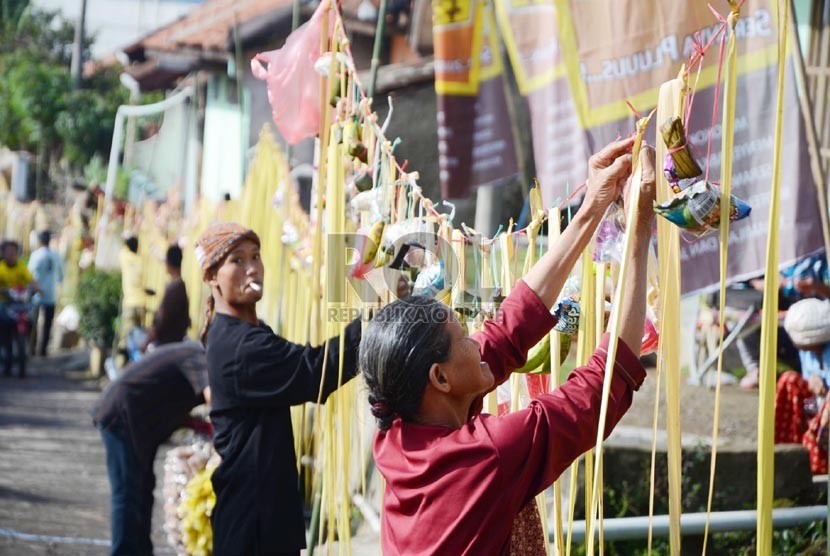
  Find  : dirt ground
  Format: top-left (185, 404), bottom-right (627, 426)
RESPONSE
top-left (619, 367), bottom-right (761, 445)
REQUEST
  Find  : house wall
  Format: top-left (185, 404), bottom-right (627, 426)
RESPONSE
top-left (201, 75), bottom-right (246, 202)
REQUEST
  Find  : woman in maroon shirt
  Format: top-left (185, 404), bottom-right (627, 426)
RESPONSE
top-left (360, 139), bottom-right (656, 555)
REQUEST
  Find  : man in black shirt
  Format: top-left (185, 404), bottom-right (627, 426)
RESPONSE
top-left (92, 341), bottom-right (210, 556)
top-left (143, 245), bottom-right (191, 348)
top-left (197, 222), bottom-right (363, 555)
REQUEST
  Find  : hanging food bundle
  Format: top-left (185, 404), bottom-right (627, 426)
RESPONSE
top-left (655, 116), bottom-right (751, 237)
top-left (653, 180), bottom-right (751, 237)
top-left (660, 116), bottom-right (702, 193)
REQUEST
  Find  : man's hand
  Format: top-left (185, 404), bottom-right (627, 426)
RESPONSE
top-left (584, 136), bottom-right (635, 212)
top-left (809, 374), bottom-right (827, 397)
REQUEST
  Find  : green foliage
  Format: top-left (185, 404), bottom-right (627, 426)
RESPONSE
top-left (83, 155), bottom-right (130, 199)
top-left (77, 269), bottom-right (121, 348)
top-left (0, 52), bottom-right (71, 151)
top-left (56, 84), bottom-right (128, 166)
top-left (0, 5), bottom-right (133, 178)
top-left (0, 6), bottom-right (79, 66)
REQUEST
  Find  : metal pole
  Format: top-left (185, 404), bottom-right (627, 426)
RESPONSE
top-left (368, 0), bottom-right (388, 99)
top-left (70, 0), bottom-right (88, 89)
top-left (556, 506), bottom-right (828, 543)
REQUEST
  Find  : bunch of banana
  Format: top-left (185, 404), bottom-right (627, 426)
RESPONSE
top-left (179, 466), bottom-right (216, 556)
top-left (515, 332), bottom-right (573, 374)
top-left (329, 75), bottom-right (343, 108)
top-left (660, 116), bottom-right (702, 180)
top-left (343, 116), bottom-right (368, 163)
top-left (362, 220), bottom-right (386, 265)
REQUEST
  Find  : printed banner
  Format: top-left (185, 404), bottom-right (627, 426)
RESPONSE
top-left (493, 0), bottom-right (823, 294)
top-left (433, 0), bottom-right (520, 199)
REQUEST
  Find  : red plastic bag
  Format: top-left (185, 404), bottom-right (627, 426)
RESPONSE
top-left (640, 317), bottom-right (659, 356)
top-left (251, 1), bottom-right (332, 144)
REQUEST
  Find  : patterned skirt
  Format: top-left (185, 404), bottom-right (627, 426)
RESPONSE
top-left (774, 370), bottom-right (828, 474)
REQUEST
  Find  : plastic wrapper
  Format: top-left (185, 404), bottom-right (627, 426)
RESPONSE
top-left (413, 261), bottom-right (445, 298)
top-left (640, 317), bottom-right (659, 356)
top-left (553, 298), bottom-right (580, 336)
top-left (653, 180), bottom-right (751, 237)
top-left (663, 155), bottom-right (699, 193)
top-left (594, 203), bottom-right (625, 264)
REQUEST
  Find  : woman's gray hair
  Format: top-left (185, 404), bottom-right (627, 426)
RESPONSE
top-left (360, 297), bottom-right (453, 430)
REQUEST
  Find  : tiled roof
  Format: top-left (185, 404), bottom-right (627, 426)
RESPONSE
top-left (127, 0), bottom-right (294, 54)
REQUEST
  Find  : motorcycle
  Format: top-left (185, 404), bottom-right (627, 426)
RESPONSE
top-left (1, 287), bottom-right (35, 378)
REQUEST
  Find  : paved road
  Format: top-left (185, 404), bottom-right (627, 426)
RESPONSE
top-left (0, 352), bottom-right (176, 555)
top-left (0, 351), bottom-right (380, 556)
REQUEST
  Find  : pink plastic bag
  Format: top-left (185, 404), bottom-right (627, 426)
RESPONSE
top-left (251, 1), bottom-right (332, 144)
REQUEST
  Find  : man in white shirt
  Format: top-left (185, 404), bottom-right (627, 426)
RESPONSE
top-left (28, 231), bottom-right (64, 356)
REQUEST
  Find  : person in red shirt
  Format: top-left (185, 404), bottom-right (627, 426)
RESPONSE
top-left (360, 138), bottom-right (655, 555)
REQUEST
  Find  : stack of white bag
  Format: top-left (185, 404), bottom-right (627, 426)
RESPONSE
top-left (163, 442), bottom-right (214, 555)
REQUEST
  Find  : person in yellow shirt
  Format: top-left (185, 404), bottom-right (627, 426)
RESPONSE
top-left (117, 236), bottom-right (151, 366)
top-left (0, 240), bottom-right (39, 377)
top-left (0, 241), bottom-right (35, 294)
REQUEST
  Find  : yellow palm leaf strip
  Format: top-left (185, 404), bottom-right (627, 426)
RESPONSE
top-left (321, 118), bottom-right (350, 549)
top-left (650, 72), bottom-right (686, 556)
top-left (595, 260), bottom-right (607, 555)
top-left (701, 2), bottom-right (742, 550)
top-left (451, 228), bottom-right (467, 311)
top-left (309, 3), bottom-right (334, 346)
top-left (310, 27), bottom-right (338, 536)
top-left (547, 207), bottom-right (566, 556)
top-left (566, 245), bottom-right (597, 556)
top-left (565, 458), bottom-right (579, 556)
top-left (585, 111), bottom-right (653, 555)
top-left (756, 1), bottom-right (788, 553)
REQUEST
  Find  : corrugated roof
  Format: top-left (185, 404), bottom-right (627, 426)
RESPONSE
top-left (129, 0), bottom-right (294, 54)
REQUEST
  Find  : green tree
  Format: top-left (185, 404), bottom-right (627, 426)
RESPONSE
top-left (0, 53), bottom-right (71, 151)
top-left (56, 68), bottom-right (129, 166)
top-left (0, 4), bottom-right (132, 195)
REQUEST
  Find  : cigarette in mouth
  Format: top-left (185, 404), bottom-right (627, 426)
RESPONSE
top-left (250, 283), bottom-right (262, 292)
